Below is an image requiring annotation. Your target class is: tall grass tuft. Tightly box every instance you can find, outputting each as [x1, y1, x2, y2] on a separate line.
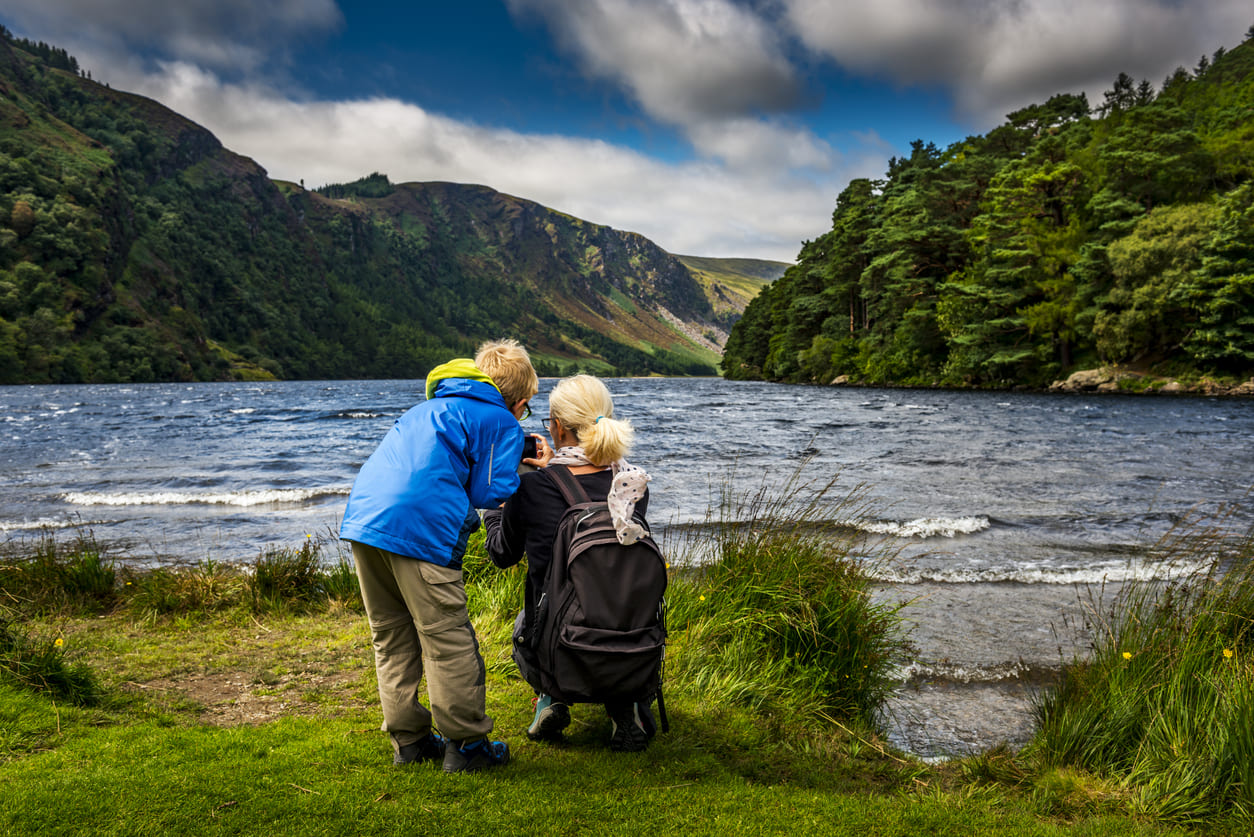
[1027, 517, 1254, 824]
[3, 530, 365, 619]
[461, 530, 527, 659]
[122, 559, 246, 618]
[664, 468, 909, 732]
[321, 555, 363, 612]
[0, 612, 102, 706]
[249, 538, 330, 613]
[0, 529, 115, 613]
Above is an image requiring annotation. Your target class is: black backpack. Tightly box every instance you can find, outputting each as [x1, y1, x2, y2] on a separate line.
[534, 465, 669, 729]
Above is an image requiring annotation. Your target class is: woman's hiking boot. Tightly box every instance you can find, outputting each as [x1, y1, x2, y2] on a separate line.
[527, 694, 571, 741]
[442, 737, 510, 773]
[607, 702, 650, 752]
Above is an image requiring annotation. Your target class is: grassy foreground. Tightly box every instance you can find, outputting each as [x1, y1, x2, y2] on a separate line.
[0, 478, 1238, 835]
[0, 616, 1182, 837]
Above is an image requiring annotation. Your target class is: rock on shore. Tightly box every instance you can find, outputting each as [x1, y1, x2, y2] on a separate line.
[1050, 367, 1254, 396]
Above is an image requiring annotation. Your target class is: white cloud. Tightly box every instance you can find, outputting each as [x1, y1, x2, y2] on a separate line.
[104, 58, 867, 261]
[686, 116, 834, 173]
[15, 0, 1241, 264]
[4, 0, 861, 259]
[782, 0, 1251, 125]
[507, 0, 801, 123]
[501, 0, 850, 212]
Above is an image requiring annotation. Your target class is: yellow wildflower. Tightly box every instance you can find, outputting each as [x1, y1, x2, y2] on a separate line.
[1122, 651, 1132, 660]
[54, 638, 64, 648]
[1224, 648, 1235, 659]
[699, 595, 706, 602]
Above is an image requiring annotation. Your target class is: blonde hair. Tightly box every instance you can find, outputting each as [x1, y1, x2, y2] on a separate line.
[475, 339, 539, 406]
[549, 374, 633, 466]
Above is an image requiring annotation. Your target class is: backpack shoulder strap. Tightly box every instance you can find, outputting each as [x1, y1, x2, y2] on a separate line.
[546, 463, 591, 508]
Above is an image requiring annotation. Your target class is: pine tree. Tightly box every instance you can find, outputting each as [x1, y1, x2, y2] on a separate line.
[1183, 184, 1254, 366]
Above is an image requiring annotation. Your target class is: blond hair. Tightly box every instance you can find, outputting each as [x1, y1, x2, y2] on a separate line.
[475, 339, 539, 406]
[549, 374, 633, 465]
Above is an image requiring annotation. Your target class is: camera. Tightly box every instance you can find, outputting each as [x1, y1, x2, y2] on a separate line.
[521, 435, 538, 460]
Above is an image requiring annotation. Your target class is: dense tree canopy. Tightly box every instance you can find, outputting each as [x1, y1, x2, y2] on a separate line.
[724, 35, 1254, 389]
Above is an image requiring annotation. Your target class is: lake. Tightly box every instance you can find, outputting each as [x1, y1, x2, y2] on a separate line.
[3, 378, 1252, 758]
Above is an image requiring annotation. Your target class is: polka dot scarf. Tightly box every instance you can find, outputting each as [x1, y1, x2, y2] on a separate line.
[548, 446, 651, 544]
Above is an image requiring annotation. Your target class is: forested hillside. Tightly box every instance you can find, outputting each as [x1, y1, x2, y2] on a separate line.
[723, 32, 1254, 390]
[0, 32, 728, 384]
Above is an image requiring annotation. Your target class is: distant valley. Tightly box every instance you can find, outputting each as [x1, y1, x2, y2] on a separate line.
[0, 33, 784, 384]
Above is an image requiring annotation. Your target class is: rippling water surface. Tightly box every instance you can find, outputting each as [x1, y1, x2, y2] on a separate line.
[3, 378, 1252, 757]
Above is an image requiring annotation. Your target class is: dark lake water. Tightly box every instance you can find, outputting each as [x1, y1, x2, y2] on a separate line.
[3, 378, 1252, 758]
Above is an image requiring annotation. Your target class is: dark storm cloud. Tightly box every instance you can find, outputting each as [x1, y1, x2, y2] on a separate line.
[781, 0, 1250, 126]
[0, 0, 342, 72]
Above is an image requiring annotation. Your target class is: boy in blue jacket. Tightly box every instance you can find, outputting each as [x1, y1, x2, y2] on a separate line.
[341, 339, 539, 772]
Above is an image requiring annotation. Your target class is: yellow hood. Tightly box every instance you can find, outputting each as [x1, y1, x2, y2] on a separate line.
[425, 358, 500, 401]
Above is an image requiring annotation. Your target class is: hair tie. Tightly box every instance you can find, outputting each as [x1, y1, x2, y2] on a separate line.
[594, 415, 604, 424]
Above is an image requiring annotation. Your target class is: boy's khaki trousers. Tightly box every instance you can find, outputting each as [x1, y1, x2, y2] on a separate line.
[351, 542, 494, 748]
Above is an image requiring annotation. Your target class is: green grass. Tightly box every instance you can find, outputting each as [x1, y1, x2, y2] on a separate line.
[0, 529, 117, 614]
[0, 616, 101, 707]
[663, 471, 906, 731]
[0, 683, 1183, 837]
[674, 254, 784, 314]
[1, 482, 1246, 834]
[1027, 515, 1254, 826]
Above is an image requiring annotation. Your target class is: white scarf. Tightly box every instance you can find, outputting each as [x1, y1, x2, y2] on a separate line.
[549, 446, 651, 545]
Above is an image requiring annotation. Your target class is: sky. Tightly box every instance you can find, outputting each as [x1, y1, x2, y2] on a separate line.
[0, 1, 1248, 262]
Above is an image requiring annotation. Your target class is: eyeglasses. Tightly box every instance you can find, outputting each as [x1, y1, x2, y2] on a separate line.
[519, 402, 532, 421]
[541, 417, 552, 432]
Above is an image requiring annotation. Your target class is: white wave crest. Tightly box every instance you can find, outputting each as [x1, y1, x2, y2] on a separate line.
[230, 408, 256, 414]
[893, 660, 1032, 684]
[855, 516, 991, 539]
[871, 559, 1209, 586]
[0, 517, 104, 533]
[63, 486, 350, 507]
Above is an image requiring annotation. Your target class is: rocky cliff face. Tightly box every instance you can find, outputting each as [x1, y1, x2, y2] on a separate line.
[371, 182, 712, 321]
[337, 180, 723, 356]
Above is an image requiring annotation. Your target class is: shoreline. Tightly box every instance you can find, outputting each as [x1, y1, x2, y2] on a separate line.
[821, 365, 1254, 397]
[6, 367, 1254, 396]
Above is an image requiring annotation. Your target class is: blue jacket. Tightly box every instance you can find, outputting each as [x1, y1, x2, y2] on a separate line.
[340, 364, 524, 567]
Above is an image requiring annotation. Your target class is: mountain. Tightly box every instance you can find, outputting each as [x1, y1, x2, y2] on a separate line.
[673, 254, 786, 328]
[723, 35, 1254, 390]
[0, 32, 751, 384]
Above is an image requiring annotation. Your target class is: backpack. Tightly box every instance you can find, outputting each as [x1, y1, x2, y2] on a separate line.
[533, 465, 669, 729]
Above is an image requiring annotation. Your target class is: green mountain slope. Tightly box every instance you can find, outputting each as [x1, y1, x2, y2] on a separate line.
[0, 33, 726, 383]
[674, 254, 786, 324]
[723, 35, 1254, 390]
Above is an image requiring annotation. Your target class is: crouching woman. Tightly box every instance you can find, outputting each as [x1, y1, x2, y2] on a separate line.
[482, 374, 658, 751]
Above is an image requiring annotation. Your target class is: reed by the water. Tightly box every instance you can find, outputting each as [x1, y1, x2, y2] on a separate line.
[1028, 513, 1254, 825]
[661, 469, 908, 731]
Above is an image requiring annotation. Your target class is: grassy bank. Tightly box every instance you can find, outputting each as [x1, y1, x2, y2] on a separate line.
[1028, 519, 1254, 825]
[1, 480, 1242, 834]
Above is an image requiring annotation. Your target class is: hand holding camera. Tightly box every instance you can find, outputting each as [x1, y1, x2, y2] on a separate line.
[519, 433, 551, 473]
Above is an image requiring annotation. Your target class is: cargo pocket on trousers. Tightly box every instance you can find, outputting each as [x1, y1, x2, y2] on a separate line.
[416, 560, 469, 634]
